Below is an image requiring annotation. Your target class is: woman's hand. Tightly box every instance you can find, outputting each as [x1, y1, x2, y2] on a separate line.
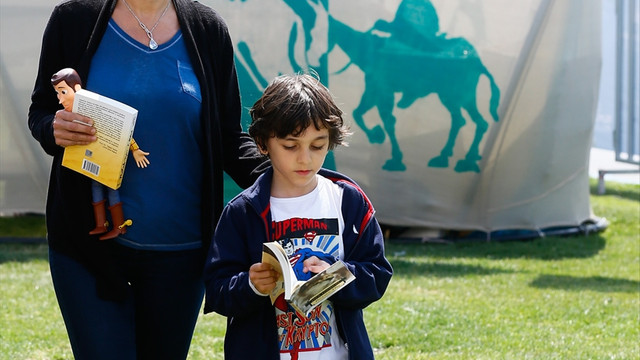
[52, 109, 96, 147]
[249, 262, 279, 295]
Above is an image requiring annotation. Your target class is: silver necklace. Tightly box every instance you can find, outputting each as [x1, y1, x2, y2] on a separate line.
[121, 0, 170, 50]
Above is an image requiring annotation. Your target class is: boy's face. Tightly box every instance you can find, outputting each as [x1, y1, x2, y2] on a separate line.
[264, 125, 329, 198]
[53, 80, 76, 111]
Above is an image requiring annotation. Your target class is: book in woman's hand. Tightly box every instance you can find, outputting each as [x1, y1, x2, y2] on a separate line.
[61, 89, 137, 190]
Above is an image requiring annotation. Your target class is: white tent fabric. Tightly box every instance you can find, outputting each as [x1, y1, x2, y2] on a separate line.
[334, 0, 599, 231]
[0, 1, 53, 215]
[209, 0, 601, 232]
[1, 0, 601, 235]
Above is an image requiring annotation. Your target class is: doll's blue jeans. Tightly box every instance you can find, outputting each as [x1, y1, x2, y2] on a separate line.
[48, 244, 204, 360]
[92, 180, 120, 205]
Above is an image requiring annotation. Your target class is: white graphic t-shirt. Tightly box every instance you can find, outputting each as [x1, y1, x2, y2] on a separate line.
[269, 175, 348, 360]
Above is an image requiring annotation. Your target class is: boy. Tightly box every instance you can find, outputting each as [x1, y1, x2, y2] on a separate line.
[203, 73, 393, 359]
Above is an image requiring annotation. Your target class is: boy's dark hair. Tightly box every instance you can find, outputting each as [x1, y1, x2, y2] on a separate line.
[51, 68, 82, 88]
[249, 73, 349, 151]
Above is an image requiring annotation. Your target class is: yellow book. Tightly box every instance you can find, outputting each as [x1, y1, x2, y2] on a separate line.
[61, 89, 138, 190]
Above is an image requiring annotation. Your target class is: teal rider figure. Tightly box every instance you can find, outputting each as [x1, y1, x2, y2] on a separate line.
[372, 0, 444, 53]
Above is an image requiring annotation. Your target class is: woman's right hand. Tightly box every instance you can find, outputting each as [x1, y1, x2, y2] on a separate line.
[52, 109, 97, 147]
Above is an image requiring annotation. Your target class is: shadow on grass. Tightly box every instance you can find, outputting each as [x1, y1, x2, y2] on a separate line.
[0, 243, 48, 264]
[389, 258, 515, 278]
[0, 213, 47, 238]
[530, 274, 640, 293]
[386, 234, 606, 261]
[590, 179, 640, 202]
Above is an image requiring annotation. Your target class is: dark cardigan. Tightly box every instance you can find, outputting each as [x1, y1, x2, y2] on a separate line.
[28, 0, 267, 299]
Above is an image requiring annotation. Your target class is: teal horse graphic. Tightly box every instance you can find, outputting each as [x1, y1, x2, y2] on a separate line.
[329, 1, 500, 172]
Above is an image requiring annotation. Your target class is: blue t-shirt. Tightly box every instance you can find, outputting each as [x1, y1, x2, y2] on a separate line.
[86, 20, 203, 250]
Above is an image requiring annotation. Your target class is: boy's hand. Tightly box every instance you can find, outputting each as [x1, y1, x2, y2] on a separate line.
[52, 110, 96, 147]
[249, 262, 278, 295]
[302, 256, 330, 274]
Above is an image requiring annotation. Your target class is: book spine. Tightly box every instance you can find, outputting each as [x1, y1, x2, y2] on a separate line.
[115, 114, 137, 189]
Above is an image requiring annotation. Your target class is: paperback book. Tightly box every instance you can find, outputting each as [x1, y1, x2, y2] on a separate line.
[262, 241, 356, 315]
[61, 89, 137, 189]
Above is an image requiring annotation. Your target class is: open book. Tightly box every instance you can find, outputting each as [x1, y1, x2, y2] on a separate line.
[61, 89, 138, 190]
[262, 241, 356, 315]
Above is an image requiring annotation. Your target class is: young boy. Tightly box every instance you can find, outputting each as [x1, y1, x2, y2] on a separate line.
[203, 73, 393, 360]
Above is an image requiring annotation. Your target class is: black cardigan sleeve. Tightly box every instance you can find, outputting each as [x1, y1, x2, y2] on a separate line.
[28, 0, 104, 156]
[185, 2, 269, 190]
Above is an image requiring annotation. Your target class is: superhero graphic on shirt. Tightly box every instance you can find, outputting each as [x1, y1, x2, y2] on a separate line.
[271, 217, 343, 359]
[281, 237, 335, 281]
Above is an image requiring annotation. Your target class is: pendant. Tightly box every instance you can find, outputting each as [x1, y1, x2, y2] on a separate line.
[149, 38, 158, 50]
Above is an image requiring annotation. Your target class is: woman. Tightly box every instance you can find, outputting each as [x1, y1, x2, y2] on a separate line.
[28, 0, 267, 358]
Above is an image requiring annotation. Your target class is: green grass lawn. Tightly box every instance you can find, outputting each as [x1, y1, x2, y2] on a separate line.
[1, 180, 638, 359]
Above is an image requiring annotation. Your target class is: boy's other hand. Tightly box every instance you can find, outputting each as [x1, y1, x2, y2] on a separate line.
[302, 256, 330, 274]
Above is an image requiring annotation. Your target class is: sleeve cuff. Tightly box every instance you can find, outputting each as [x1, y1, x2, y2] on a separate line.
[248, 278, 269, 297]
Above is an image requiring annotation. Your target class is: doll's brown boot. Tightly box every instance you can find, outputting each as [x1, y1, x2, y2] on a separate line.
[89, 200, 109, 235]
[99, 202, 132, 240]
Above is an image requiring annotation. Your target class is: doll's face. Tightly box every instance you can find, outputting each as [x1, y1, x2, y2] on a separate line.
[54, 80, 76, 111]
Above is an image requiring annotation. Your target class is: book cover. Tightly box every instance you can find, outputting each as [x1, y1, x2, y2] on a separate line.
[262, 241, 356, 315]
[61, 89, 138, 190]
